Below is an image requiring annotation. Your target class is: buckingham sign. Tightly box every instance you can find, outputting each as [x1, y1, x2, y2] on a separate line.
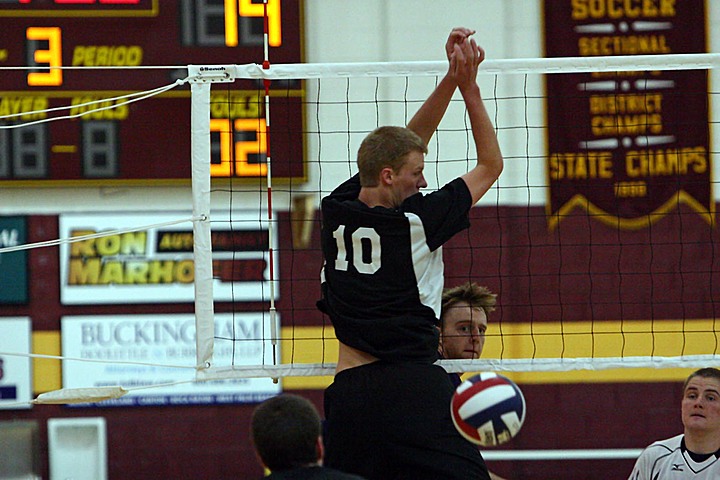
[543, 0, 712, 229]
[61, 313, 280, 406]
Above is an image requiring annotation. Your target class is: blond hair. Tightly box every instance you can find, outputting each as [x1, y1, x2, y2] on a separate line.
[357, 126, 427, 186]
[441, 282, 497, 323]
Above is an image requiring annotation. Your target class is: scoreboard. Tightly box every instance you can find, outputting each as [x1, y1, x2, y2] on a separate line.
[0, 0, 305, 186]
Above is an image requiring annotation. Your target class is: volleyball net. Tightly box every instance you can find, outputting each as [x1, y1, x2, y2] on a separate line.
[192, 53, 720, 381]
[1, 53, 719, 403]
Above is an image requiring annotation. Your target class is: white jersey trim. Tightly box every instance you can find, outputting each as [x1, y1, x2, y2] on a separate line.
[406, 212, 444, 319]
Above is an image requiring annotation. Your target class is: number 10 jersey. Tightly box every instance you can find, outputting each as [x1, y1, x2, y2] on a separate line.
[318, 174, 473, 363]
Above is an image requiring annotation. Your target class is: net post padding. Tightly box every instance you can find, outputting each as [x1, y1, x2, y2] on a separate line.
[190, 80, 216, 374]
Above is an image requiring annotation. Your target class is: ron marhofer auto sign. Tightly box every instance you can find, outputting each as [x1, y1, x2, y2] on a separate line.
[59, 211, 278, 305]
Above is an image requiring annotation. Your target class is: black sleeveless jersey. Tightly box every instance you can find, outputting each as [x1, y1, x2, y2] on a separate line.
[317, 174, 472, 363]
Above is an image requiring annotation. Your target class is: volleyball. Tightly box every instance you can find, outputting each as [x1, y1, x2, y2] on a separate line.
[450, 372, 526, 446]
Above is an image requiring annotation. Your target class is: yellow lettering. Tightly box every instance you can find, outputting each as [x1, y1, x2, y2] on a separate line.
[627, 0, 642, 17]
[591, 114, 662, 136]
[158, 233, 195, 251]
[148, 261, 176, 283]
[0, 96, 49, 120]
[234, 118, 268, 177]
[26, 27, 63, 87]
[210, 92, 262, 119]
[550, 152, 614, 180]
[119, 232, 147, 255]
[68, 258, 100, 284]
[625, 147, 707, 177]
[210, 118, 268, 177]
[174, 260, 195, 283]
[211, 118, 233, 177]
[68, 259, 196, 285]
[572, 0, 676, 20]
[69, 231, 146, 257]
[607, 0, 625, 19]
[70, 96, 130, 120]
[70, 230, 98, 257]
[614, 181, 648, 197]
[99, 260, 124, 284]
[72, 45, 143, 66]
[125, 261, 149, 284]
[579, 35, 670, 56]
[589, 94, 663, 115]
[94, 236, 120, 256]
[226, 0, 282, 47]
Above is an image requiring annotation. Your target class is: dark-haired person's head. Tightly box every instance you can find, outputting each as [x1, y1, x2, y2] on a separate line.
[251, 394, 322, 471]
[683, 367, 720, 391]
[681, 367, 720, 440]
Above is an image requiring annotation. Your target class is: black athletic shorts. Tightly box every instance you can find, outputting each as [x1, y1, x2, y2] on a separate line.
[323, 361, 490, 480]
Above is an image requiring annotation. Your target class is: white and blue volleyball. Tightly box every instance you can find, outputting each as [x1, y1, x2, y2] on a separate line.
[450, 372, 526, 446]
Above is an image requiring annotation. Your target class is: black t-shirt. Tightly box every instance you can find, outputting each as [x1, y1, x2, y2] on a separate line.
[265, 465, 366, 479]
[318, 174, 472, 362]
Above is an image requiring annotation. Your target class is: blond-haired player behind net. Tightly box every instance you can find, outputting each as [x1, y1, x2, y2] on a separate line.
[439, 282, 509, 480]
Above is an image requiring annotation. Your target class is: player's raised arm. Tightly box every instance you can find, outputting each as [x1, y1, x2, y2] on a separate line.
[406, 27, 475, 145]
[452, 37, 503, 205]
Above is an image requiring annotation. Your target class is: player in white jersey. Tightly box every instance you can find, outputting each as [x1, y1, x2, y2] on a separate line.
[318, 27, 503, 480]
[628, 367, 720, 479]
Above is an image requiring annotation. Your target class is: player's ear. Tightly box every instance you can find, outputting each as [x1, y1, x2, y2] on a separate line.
[379, 167, 394, 186]
[316, 436, 325, 464]
[254, 450, 269, 472]
[437, 326, 445, 355]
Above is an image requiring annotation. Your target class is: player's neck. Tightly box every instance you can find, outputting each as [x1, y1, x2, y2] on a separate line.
[685, 430, 720, 455]
[358, 186, 394, 208]
[336, 342, 379, 373]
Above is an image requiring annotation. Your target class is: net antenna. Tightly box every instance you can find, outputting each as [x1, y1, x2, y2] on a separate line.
[190, 52, 720, 382]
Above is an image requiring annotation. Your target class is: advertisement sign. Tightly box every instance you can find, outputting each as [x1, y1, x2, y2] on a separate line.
[544, 0, 711, 229]
[0, 216, 28, 304]
[61, 313, 281, 406]
[59, 211, 278, 304]
[0, 317, 32, 409]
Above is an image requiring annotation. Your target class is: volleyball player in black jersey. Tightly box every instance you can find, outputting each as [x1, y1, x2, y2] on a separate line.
[317, 27, 503, 480]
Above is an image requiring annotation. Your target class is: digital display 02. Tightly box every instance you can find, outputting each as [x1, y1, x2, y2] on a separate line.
[0, 0, 304, 185]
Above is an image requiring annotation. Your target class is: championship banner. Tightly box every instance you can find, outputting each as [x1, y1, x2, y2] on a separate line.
[544, 0, 712, 229]
[0, 317, 32, 410]
[59, 211, 278, 304]
[61, 313, 281, 406]
[0, 216, 28, 304]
